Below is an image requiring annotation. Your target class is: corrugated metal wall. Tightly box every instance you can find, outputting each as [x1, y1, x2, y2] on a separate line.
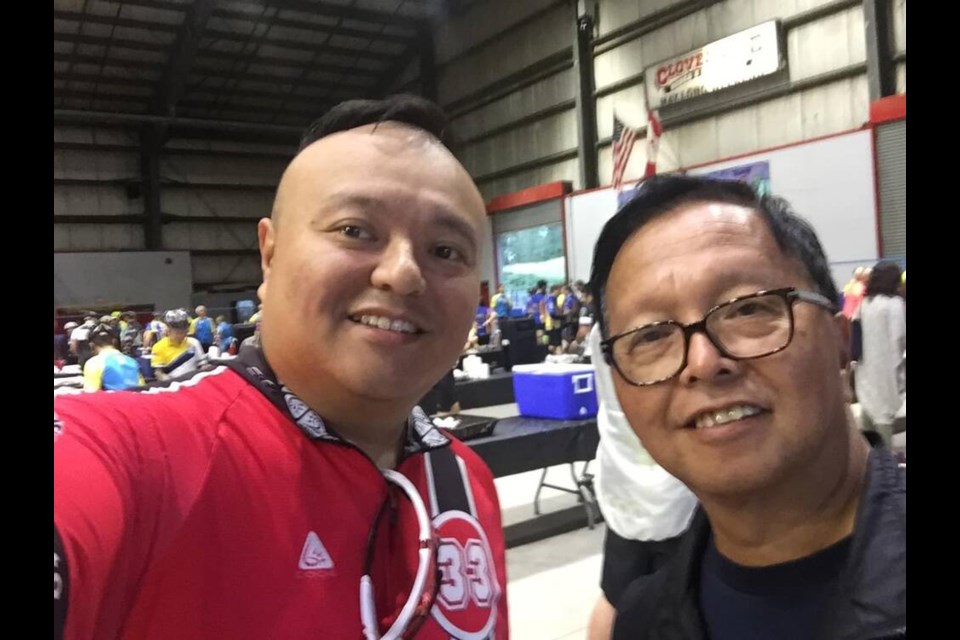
[55, 0, 907, 295]
[54, 124, 291, 300]
[876, 119, 906, 259]
[411, 0, 905, 204]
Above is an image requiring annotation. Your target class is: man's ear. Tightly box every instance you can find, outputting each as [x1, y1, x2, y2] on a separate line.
[257, 218, 275, 303]
[833, 312, 851, 368]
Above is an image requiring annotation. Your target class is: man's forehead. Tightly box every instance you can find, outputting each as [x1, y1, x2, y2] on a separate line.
[621, 201, 772, 261]
[609, 201, 808, 293]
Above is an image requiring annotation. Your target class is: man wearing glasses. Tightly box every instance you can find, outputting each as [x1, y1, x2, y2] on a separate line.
[589, 174, 905, 639]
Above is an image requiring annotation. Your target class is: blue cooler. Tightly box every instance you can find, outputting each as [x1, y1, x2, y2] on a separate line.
[511, 363, 598, 420]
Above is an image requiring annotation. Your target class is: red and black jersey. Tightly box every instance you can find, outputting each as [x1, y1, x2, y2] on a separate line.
[54, 348, 508, 640]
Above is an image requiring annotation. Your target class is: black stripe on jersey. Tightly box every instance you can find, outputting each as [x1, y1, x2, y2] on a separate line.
[55, 525, 69, 640]
[428, 446, 472, 515]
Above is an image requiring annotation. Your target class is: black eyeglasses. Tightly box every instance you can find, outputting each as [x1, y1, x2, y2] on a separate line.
[600, 288, 836, 387]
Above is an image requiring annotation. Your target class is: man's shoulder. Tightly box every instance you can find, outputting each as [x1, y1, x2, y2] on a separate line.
[56, 366, 250, 434]
[446, 438, 495, 482]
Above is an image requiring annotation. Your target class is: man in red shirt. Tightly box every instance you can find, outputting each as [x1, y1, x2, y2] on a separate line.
[54, 96, 509, 640]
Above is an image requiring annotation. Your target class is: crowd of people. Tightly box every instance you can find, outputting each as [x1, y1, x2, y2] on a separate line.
[54, 306, 245, 392]
[466, 280, 597, 356]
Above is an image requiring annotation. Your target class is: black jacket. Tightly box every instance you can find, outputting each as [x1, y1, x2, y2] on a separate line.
[613, 448, 906, 639]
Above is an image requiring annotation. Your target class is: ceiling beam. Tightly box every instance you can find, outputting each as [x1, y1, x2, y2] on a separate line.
[55, 89, 151, 104]
[55, 70, 156, 88]
[54, 52, 163, 73]
[53, 109, 304, 141]
[96, 0, 188, 12]
[54, 32, 170, 53]
[54, 141, 293, 160]
[203, 26, 396, 63]
[54, 177, 276, 192]
[195, 47, 382, 78]
[153, 0, 217, 116]
[53, 9, 180, 33]
[188, 64, 368, 93]
[212, 6, 415, 44]
[245, 0, 421, 29]
[373, 26, 429, 97]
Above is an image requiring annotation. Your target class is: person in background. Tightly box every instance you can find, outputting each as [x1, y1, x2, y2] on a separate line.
[473, 295, 496, 347]
[189, 305, 216, 352]
[150, 308, 205, 380]
[841, 266, 869, 319]
[69, 315, 97, 369]
[560, 283, 581, 349]
[853, 261, 906, 448]
[545, 284, 564, 353]
[527, 280, 547, 329]
[56, 323, 74, 366]
[491, 283, 512, 319]
[586, 321, 697, 639]
[215, 315, 236, 355]
[119, 311, 142, 357]
[82, 323, 144, 392]
[142, 312, 166, 350]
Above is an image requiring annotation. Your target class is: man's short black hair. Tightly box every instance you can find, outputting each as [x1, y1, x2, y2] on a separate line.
[298, 94, 454, 153]
[588, 174, 840, 338]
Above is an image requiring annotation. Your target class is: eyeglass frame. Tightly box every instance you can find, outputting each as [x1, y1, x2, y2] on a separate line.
[599, 287, 837, 387]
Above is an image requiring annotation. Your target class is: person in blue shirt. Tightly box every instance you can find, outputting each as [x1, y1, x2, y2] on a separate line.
[473, 296, 496, 346]
[526, 280, 547, 328]
[216, 315, 236, 354]
[82, 323, 144, 391]
[490, 283, 512, 319]
[190, 305, 216, 352]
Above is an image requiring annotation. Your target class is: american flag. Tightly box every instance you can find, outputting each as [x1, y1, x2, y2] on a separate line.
[612, 114, 638, 190]
[644, 109, 663, 178]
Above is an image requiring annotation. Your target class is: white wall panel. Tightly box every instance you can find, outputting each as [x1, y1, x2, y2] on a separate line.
[439, 3, 572, 105]
[159, 190, 274, 218]
[55, 251, 192, 310]
[54, 150, 138, 180]
[594, 37, 645, 90]
[893, 0, 906, 52]
[160, 156, 284, 185]
[716, 107, 760, 159]
[799, 75, 868, 139]
[100, 224, 144, 251]
[787, 6, 865, 82]
[596, 87, 647, 139]
[453, 70, 574, 140]
[434, 0, 560, 64]
[463, 110, 577, 178]
[569, 129, 879, 287]
[478, 157, 579, 203]
[596, 0, 682, 37]
[54, 185, 134, 217]
[755, 91, 805, 149]
[710, 0, 759, 36]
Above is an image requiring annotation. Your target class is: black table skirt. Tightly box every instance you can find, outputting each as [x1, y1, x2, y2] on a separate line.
[465, 416, 599, 477]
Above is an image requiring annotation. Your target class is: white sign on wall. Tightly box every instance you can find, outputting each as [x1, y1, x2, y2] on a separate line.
[645, 20, 783, 109]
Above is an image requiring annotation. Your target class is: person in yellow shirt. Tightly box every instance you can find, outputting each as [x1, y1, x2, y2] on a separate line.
[151, 309, 205, 380]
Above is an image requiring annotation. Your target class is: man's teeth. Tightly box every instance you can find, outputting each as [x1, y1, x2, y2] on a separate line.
[356, 315, 418, 334]
[694, 405, 762, 429]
